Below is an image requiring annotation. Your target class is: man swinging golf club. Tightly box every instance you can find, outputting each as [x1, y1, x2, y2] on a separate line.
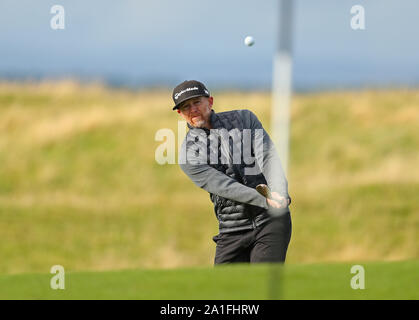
[173, 80, 292, 264]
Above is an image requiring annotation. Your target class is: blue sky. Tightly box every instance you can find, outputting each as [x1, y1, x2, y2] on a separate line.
[0, 0, 418, 90]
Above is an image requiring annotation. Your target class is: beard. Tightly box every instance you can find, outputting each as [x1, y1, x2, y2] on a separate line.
[190, 114, 207, 128]
[192, 118, 206, 128]
[188, 106, 212, 128]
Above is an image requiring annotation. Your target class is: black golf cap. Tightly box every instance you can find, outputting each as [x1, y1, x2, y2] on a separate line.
[172, 80, 210, 110]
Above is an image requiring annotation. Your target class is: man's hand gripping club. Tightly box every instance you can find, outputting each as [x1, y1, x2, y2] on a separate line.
[256, 184, 290, 209]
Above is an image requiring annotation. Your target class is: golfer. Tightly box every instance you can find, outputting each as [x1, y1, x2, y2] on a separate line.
[173, 80, 292, 264]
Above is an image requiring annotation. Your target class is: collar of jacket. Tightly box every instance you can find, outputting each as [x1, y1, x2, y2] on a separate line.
[186, 110, 221, 131]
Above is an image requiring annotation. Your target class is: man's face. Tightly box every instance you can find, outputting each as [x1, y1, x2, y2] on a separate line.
[177, 96, 213, 129]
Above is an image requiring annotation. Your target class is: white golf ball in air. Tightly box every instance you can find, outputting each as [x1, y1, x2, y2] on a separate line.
[244, 36, 255, 47]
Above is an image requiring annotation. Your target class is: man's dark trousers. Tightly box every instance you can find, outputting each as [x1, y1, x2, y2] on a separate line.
[212, 212, 292, 264]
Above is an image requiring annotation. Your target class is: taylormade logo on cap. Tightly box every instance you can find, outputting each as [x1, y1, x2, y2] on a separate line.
[174, 87, 199, 100]
[172, 80, 210, 110]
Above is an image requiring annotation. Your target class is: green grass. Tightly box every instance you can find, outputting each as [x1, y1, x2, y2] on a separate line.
[0, 261, 417, 300]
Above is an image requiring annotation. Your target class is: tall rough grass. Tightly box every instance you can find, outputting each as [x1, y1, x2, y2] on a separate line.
[0, 81, 418, 274]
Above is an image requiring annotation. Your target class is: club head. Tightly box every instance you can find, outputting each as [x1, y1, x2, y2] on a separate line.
[256, 184, 272, 199]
